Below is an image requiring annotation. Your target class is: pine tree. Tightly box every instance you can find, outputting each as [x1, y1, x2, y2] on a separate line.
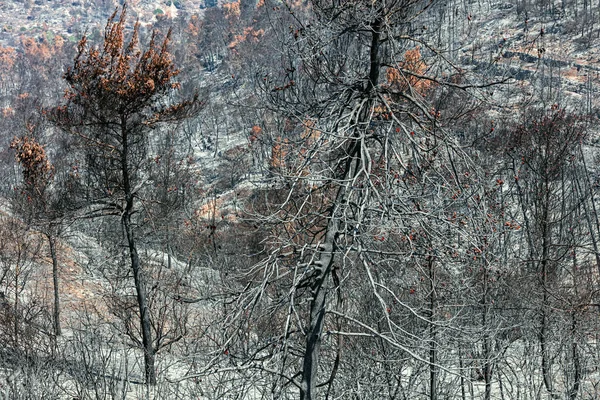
[48, 5, 201, 385]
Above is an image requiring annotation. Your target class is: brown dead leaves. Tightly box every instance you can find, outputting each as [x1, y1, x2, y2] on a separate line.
[64, 5, 180, 111]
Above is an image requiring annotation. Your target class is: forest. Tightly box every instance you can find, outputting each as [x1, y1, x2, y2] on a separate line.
[1, 0, 600, 398]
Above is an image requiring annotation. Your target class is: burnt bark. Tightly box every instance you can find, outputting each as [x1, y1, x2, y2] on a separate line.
[48, 234, 61, 337]
[299, 14, 383, 400]
[300, 144, 359, 400]
[122, 122, 155, 385]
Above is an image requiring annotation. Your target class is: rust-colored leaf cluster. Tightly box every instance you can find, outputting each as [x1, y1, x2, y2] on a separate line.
[20, 36, 52, 62]
[62, 5, 182, 118]
[270, 136, 289, 170]
[300, 119, 320, 143]
[249, 125, 262, 143]
[223, 0, 241, 19]
[186, 14, 201, 38]
[10, 134, 54, 192]
[229, 27, 265, 50]
[386, 47, 433, 95]
[0, 46, 16, 70]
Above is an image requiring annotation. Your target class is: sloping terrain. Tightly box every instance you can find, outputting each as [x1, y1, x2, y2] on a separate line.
[1, 0, 600, 399]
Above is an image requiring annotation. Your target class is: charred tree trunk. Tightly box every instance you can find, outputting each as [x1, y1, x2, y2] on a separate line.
[300, 234, 337, 400]
[300, 144, 359, 399]
[123, 210, 155, 385]
[299, 16, 382, 400]
[428, 256, 437, 400]
[482, 263, 492, 400]
[569, 312, 581, 400]
[48, 234, 61, 337]
[539, 179, 557, 399]
[122, 123, 156, 386]
[568, 248, 581, 400]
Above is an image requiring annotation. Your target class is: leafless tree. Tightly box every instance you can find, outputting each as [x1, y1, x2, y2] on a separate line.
[211, 1, 503, 398]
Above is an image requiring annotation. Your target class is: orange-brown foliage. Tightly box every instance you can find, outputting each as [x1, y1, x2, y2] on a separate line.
[0, 46, 16, 70]
[20, 36, 52, 61]
[270, 136, 289, 170]
[53, 35, 65, 50]
[187, 14, 201, 38]
[386, 47, 433, 95]
[10, 134, 54, 189]
[2, 107, 14, 117]
[300, 119, 320, 143]
[229, 27, 265, 49]
[223, 0, 241, 19]
[59, 5, 188, 125]
[249, 125, 262, 142]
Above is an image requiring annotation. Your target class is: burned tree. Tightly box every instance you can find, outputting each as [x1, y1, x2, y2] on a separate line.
[49, 5, 200, 385]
